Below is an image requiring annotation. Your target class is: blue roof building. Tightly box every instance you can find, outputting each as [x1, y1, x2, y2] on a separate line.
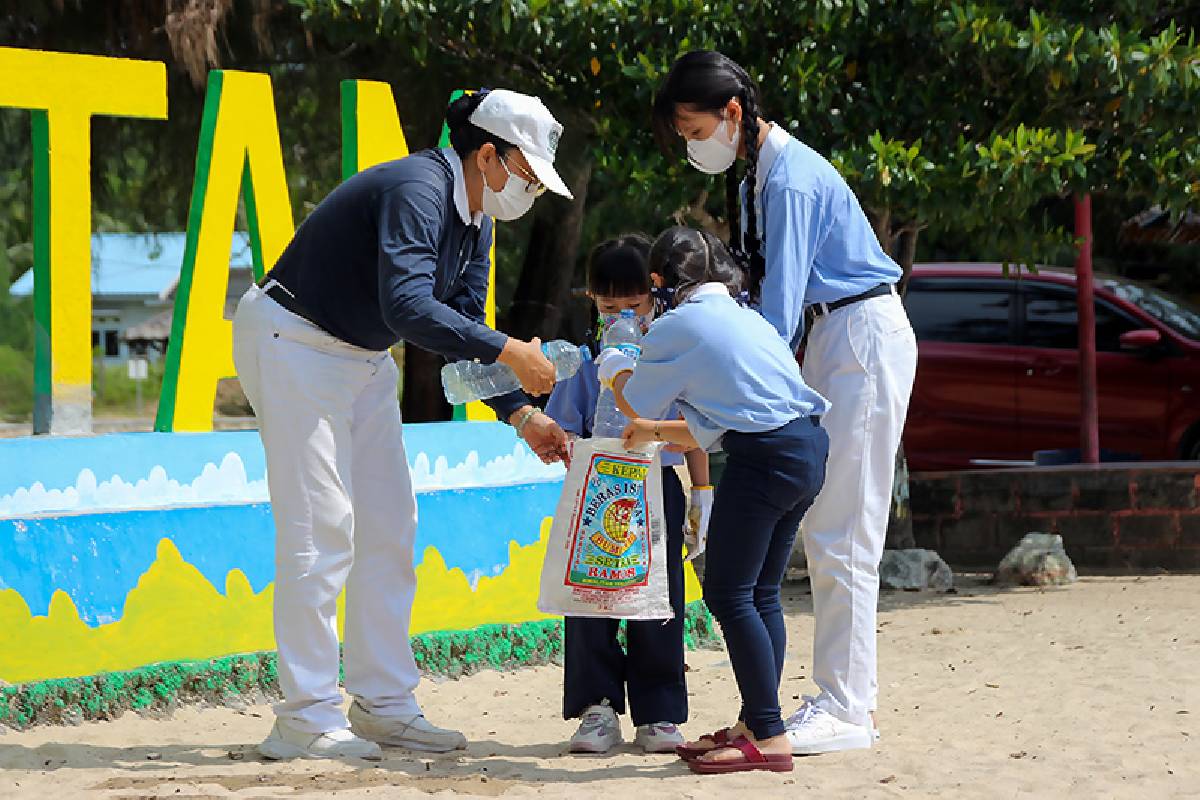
[8, 232, 255, 362]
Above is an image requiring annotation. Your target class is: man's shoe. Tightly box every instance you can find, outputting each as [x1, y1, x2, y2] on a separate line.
[348, 701, 467, 753]
[785, 703, 874, 755]
[568, 701, 622, 753]
[258, 719, 382, 761]
[634, 722, 686, 753]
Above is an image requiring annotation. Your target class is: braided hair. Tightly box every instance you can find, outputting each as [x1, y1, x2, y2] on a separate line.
[652, 51, 766, 301]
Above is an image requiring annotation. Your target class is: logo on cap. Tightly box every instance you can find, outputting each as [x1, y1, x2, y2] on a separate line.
[547, 128, 560, 155]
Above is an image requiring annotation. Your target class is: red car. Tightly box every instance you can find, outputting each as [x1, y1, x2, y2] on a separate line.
[902, 263, 1200, 471]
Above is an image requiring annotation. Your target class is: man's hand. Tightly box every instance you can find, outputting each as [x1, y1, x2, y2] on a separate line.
[498, 337, 555, 396]
[512, 407, 571, 465]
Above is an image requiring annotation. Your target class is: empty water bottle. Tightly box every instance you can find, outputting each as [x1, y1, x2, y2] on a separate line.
[592, 310, 643, 439]
[441, 340, 583, 404]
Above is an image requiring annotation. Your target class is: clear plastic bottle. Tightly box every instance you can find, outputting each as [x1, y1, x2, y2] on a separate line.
[592, 310, 643, 439]
[441, 340, 583, 404]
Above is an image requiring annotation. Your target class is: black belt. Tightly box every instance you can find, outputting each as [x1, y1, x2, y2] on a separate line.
[258, 274, 321, 327]
[809, 283, 896, 318]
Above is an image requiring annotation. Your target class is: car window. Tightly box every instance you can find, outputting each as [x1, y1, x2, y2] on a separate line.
[905, 281, 1012, 344]
[1102, 279, 1200, 341]
[1021, 285, 1139, 352]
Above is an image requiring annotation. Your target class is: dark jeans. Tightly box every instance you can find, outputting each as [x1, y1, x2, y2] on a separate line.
[702, 417, 829, 740]
[563, 467, 688, 726]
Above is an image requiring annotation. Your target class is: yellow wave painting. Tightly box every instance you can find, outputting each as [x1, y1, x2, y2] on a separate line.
[0, 518, 702, 684]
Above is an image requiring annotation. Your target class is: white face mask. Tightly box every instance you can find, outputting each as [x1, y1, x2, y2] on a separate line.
[482, 157, 538, 221]
[686, 116, 740, 175]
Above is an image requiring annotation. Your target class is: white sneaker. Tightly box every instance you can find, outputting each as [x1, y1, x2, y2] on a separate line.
[258, 719, 382, 761]
[348, 701, 467, 753]
[568, 701, 622, 753]
[786, 701, 874, 755]
[634, 722, 686, 753]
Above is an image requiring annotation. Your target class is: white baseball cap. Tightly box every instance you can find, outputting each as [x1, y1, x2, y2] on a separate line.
[469, 89, 573, 200]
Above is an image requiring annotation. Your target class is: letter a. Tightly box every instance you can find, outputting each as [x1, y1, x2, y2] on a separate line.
[156, 70, 293, 432]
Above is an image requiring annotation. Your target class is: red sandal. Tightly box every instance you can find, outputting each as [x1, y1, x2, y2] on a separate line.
[675, 727, 732, 761]
[688, 735, 793, 775]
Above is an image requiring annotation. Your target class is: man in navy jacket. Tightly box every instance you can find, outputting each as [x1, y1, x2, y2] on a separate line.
[233, 89, 573, 760]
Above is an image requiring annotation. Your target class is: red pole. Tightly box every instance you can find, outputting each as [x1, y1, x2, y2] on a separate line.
[1075, 193, 1100, 464]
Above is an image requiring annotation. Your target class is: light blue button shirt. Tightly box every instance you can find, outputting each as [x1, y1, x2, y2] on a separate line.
[745, 125, 902, 351]
[545, 345, 684, 466]
[622, 284, 829, 452]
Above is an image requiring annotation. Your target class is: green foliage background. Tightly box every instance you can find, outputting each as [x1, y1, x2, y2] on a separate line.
[0, 1, 1197, 422]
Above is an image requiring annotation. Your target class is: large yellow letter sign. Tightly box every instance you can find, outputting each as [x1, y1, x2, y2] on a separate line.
[156, 70, 294, 432]
[340, 79, 409, 178]
[0, 47, 166, 435]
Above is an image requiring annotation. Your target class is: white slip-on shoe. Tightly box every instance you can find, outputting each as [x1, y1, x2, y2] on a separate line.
[257, 719, 382, 761]
[348, 700, 467, 752]
[634, 722, 686, 753]
[786, 702, 874, 755]
[568, 701, 622, 753]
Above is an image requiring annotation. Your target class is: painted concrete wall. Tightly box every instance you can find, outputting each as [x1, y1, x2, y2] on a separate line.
[0, 423, 702, 684]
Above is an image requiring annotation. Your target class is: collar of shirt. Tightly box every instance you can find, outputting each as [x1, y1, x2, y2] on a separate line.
[686, 282, 734, 302]
[755, 122, 791, 197]
[441, 147, 484, 227]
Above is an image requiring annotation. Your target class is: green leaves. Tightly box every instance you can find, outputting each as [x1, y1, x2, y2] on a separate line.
[292, 0, 1194, 267]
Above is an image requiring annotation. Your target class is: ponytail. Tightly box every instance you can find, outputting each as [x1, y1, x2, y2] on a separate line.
[649, 226, 745, 301]
[445, 90, 517, 159]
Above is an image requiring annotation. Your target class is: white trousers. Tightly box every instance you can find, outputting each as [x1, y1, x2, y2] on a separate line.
[801, 292, 917, 728]
[232, 285, 422, 733]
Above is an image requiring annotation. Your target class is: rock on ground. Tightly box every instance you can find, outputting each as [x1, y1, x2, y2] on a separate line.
[880, 548, 954, 591]
[995, 532, 1078, 586]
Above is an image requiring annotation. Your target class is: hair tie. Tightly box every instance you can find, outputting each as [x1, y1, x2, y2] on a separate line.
[652, 285, 677, 311]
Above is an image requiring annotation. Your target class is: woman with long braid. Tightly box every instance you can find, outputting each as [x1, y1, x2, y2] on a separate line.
[651, 51, 918, 758]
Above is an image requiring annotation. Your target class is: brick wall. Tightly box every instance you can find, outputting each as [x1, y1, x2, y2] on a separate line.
[910, 464, 1200, 570]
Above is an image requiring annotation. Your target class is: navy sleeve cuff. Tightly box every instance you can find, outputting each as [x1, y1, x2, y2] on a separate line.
[485, 389, 529, 423]
[466, 325, 509, 363]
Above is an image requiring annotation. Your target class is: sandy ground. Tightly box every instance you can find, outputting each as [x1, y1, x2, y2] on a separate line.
[2, 575, 1197, 799]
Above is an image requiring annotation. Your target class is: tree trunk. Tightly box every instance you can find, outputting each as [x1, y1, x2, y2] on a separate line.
[507, 134, 593, 342]
[896, 224, 919, 295]
[401, 344, 451, 423]
[869, 206, 892, 256]
[884, 223, 918, 549]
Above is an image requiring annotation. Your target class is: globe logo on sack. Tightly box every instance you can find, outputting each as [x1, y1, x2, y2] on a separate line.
[598, 497, 638, 555]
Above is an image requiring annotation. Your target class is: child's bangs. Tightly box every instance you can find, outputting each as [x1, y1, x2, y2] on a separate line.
[587, 240, 652, 298]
